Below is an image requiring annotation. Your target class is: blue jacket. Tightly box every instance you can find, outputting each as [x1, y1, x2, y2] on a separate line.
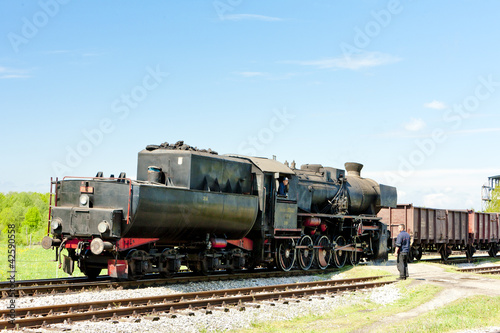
[278, 182, 287, 196]
[396, 230, 411, 253]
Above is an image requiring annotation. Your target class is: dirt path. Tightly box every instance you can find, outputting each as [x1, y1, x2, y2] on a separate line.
[359, 261, 500, 332]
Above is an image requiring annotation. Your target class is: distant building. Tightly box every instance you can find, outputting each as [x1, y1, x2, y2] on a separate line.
[482, 175, 500, 210]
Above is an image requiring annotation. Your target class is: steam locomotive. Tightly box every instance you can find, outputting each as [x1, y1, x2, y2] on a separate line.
[43, 142, 397, 279]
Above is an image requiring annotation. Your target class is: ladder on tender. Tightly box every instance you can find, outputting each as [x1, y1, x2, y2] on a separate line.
[47, 177, 59, 235]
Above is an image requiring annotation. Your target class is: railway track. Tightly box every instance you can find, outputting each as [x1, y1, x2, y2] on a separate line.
[418, 254, 492, 265]
[0, 268, 343, 299]
[457, 265, 500, 275]
[0, 275, 393, 329]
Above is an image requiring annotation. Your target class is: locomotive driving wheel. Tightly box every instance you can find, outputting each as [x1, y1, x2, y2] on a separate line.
[298, 235, 314, 271]
[276, 239, 296, 271]
[349, 236, 361, 266]
[333, 236, 347, 268]
[126, 249, 150, 280]
[315, 235, 332, 270]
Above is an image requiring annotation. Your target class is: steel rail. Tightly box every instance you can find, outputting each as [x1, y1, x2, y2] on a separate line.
[457, 265, 500, 274]
[0, 276, 394, 329]
[0, 267, 350, 299]
[0, 275, 111, 289]
[419, 255, 492, 265]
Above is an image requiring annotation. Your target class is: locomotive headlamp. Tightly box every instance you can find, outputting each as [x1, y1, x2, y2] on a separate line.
[51, 218, 62, 230]
[79, 194, 89, 207]
[98, 221, 110, 233]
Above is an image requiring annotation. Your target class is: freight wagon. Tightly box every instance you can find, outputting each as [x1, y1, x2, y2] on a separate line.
[378, 204, 500, 261]
[468, 211, 499, 257]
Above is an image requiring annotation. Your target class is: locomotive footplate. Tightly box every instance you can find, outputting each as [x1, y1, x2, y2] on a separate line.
[297, 212, 382, 221]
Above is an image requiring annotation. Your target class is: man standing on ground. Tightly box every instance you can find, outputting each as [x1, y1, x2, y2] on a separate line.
[395, 224, 411, 280]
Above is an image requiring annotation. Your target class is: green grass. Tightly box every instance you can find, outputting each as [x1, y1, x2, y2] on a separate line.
[385, 295, 500, 333]
[234, 273, 441, 333]
[0, 245, 84, 281]
[324, 264, 393, 281]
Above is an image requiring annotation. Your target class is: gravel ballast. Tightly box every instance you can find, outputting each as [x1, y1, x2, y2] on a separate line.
[41, 280, 400, 333]
[11, 270, 401, 332]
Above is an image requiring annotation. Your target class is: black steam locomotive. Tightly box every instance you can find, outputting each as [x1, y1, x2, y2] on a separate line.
[43, 142, 397, 279]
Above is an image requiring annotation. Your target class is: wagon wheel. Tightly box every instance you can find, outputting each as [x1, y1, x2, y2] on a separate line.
[407, 248, 414, 263]
[408, 247, 416, 263]
[200, 256, 213, 275]
[312, 235, 330, 270]
[298, 235, 314, 271]
[488, 244, 498, 258]
[245, 256, 258, 271]
[439, 245, 450, 261]
[414, 246, 423, 261]
[276, 239, 296, 271]
[80, 266, 102, 280]
[126, 249, 150, 280]
[159, 248, 181, 278]
[349, 236, 361, 266]
[333, 236, 347, 268]
[78, 250, 102, 280]
[466, 244, 476, 262]
[78, 261, 102, 280]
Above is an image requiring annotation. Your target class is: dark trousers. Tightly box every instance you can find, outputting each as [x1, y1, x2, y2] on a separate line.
[397, 252, 409, 278]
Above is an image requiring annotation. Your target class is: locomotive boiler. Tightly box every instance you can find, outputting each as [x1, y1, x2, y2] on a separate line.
[43, 142, 397, 279]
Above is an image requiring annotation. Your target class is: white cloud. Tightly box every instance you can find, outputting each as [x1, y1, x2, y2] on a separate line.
[233, 71, 298, 81]
[424, 100, 447, 110]
[422, 192, 452, 208]
[365, 167, 499, 210]
[288, 52, 401, 70]
[0, 74, 30, 79]
[234, 71, 267, 78]
[43, 49, 73, 55]
[0, 66, 30, 79]
[404, 118, 426, 132]
[224, 14, 283, 22]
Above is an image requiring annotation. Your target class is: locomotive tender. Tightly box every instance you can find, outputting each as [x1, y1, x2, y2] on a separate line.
[43, 142, 397, 279]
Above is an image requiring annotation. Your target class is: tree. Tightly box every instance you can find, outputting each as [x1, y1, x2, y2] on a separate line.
[0, 192, 52, 245]
[25, 207, 42, 233]
[0, 207, 16, 235]
[486, 186, 500, 212]
[0, 193, 5, 211]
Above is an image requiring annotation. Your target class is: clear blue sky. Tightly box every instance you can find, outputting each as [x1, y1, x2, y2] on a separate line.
[1, 0, 499, 210]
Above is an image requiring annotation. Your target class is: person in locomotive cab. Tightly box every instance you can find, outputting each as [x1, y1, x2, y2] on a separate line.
[395, 224, 411, 280]
[278, 177, 289, 197]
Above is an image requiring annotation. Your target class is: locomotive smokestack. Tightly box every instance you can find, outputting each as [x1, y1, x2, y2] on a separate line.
[345, 162, 363, 177]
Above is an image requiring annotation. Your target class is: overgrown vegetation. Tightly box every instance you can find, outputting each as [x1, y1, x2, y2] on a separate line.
[0, 192, 50, 246]
[486, 186, 500, 212]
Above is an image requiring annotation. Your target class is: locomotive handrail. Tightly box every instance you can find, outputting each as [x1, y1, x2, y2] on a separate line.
[297, 212, 382, 220]
[47, 177, 58, 236]
[60, 176, 133, 225]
